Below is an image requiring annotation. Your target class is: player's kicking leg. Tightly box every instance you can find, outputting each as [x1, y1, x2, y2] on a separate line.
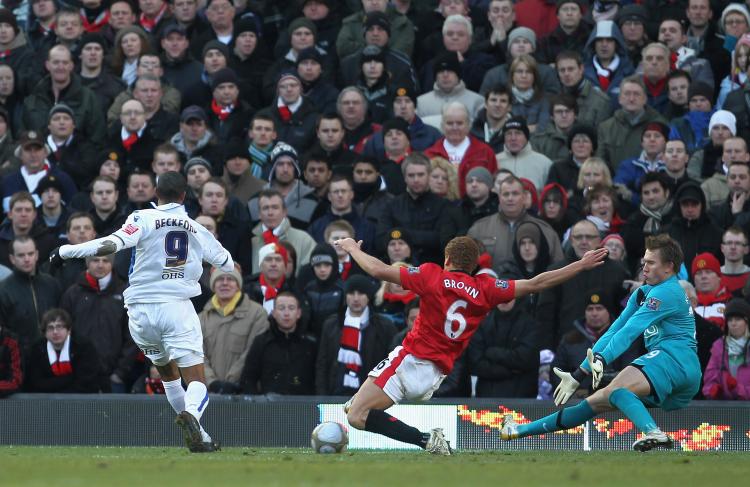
[345, 378, 451, 455]
[501, 366, 673, 452]
[156, 361, 219, 453]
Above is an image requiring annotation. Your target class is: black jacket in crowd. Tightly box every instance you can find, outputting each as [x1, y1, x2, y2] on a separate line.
[0, 269, 62, 350]
[467, 298, 541, 398]
[315, 309, 396, 396]
[239, 316, 318, 395]
[23, 334, 101, 393]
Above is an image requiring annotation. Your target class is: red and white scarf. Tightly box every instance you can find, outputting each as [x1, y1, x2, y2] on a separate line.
[211, 99, 234, 122]
[259, 273, 285, 314]
[262, 225, 281, 245]
[81, 8, 111, 33]
[337, 307, 369, 389]
[139, 3, 168, 32]
[48, 336, 73, 376]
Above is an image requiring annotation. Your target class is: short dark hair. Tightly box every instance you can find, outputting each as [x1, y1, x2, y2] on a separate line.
[274, 291, 300, 308]
[724, 225, 748, 242]
[315, 112, 344, 131]
[156, 171, 188, 202]
[549, 94, 577, 115]
[329, 173, 353, 188]
[153, 143, 180, 162]
[251, 113, 276, 131]
[10, 235, 35, 256]
[40, 308, 73, 333]
[667, 69, 691, 84]
[556, 50, 583, 66]
[127, 170, 155, 187]
[640, 172, 670, 193]
[660, 17, 687, 35]
[484, 85, 510, 101]
[645, 234, 683, 273]
[66, 212, 95, 232]
[90, 175, 117, 191]
[353, 155, 380, 171]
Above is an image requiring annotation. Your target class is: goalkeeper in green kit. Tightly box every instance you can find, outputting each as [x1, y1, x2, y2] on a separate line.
[501, 235, 701, 451]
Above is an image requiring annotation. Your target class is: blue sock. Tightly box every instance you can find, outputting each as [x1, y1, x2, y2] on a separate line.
[517, 400, 596, 438]
[608, 388, 658, 433]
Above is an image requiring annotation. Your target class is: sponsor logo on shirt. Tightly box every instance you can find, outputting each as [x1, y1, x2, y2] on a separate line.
[408, 267, 419, 274]
[646, 297, 661, 310]
[122, 224, 139, 235]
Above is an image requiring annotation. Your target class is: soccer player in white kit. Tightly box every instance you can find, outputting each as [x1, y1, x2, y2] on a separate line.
[50, 171, 234, 452]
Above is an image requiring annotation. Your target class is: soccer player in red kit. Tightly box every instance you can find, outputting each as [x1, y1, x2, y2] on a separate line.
[334, 235, 608, 454]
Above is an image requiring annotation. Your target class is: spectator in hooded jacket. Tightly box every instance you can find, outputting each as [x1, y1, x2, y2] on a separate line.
[200, 265, 268, 395]
[239, 291, 317, 395]
[582, 20, 635, 104]
[666, 181, 722, 276]
[703, 298, 750, 400]
[539, 182, 578, 241]
[301, 243, 344, 339]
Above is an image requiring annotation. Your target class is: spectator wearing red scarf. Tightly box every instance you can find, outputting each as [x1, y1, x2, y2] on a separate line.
[23, 308, 102, 393]
[693, 252, 732, 329]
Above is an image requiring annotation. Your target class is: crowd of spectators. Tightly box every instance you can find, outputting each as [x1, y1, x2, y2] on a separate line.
[0, 0, 749, 402]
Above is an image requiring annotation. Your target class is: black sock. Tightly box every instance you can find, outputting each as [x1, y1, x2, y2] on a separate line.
[364, 409, 428, 449]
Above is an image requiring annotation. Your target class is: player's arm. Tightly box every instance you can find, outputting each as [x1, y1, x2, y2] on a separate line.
[198, 226, 235, 272]
[54, 215, 144, 263]
[334, 238, 401, 285]
[513, 248, 608, 297]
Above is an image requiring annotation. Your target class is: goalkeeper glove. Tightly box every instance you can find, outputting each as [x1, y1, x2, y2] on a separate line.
[587, 348, 606, 390]
[552, 367, 586, 406]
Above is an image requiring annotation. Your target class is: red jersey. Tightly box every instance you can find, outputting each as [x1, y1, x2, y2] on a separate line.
[399, 263, 516, 374]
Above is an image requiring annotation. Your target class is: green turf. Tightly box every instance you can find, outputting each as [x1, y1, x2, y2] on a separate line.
[0, 446, 745, 487]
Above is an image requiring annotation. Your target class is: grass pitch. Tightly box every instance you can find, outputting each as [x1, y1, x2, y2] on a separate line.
[0, 446, 744, 487]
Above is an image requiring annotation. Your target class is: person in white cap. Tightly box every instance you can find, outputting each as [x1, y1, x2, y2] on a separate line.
[50, 171, 234, 453]
[687, 109, 737, 180]
[581, 20, 635, 103]
[246, 242, 292, 314]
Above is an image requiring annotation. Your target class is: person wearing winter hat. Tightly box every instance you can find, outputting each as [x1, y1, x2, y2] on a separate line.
[207, 67, 251, 146]
[581, 21, 636, 102]
[669, 81, 715, 154]
[302, 242, 345, 337]
[497, 116, 553, 191]
[335, 0, 415, 59]
[384, 227, 413, 265]
[416, 51, 484, 121]
[547, 122, 597, 193]
[247, 241, 291, 314]
[461, 166, 499, 227]
[601, 233, 626, 263]
[79, 31, 128, 117]
[221, 139, 265, 204]
[259, 68, 319, 153]
[702, 296, 750, 399]
[692, 252, 731, 329]
[538, 182, 576, 240]
[615, 4, 648, 66]
[686, 109, 736, 180]
[536, 0, 591, 65]
[315, 271, 396, 395]
[381, 117, 412, 168]
[200, 264, 268, 394]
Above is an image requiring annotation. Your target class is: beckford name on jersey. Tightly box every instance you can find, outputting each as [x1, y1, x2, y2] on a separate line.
[154, 217, 199, 233]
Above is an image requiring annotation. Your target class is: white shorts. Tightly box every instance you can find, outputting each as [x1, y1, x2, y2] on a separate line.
[127, 300, 204, 367]
[369, 346, 446, 404]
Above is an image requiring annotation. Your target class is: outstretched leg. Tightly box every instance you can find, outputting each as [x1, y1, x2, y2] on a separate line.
[502, 366, 654, 440]
[346, 378, 431, 449]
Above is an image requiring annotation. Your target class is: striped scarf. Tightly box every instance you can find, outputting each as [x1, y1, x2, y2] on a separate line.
[337, 307, 369, 389]
[249, 143, 272, 179]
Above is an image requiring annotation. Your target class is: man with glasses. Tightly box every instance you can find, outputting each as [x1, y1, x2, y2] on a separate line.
[531, 94, 578, 162]
[719, 227, 750, 295]
[537, 219, 629, 349]
[108, 99, 161, 174]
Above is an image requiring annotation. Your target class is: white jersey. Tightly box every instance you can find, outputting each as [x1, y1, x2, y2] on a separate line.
[61, 203, 234, 305]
